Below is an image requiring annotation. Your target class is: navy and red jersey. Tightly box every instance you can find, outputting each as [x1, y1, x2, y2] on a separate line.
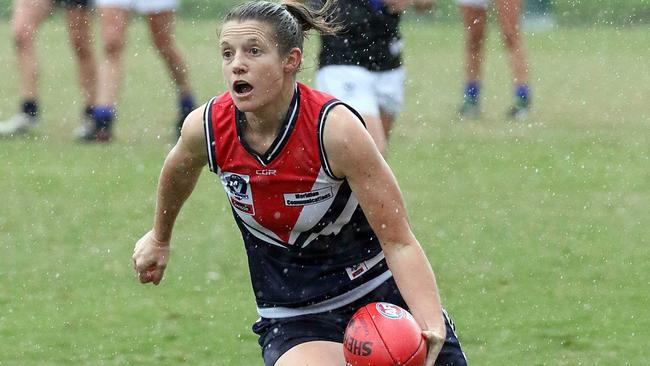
[203, 83, 391, 318]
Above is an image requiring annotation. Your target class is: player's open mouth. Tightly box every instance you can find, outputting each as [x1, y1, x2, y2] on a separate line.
[233, 80, 253, 96]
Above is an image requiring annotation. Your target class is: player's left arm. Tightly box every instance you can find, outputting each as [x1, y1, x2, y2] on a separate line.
[323, 106, 446, 364]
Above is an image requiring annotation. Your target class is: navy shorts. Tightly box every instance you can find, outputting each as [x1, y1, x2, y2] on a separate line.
[252, 277, 468, 366]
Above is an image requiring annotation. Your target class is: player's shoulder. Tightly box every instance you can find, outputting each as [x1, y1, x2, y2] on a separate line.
[298, 82, 337, 105]
[321, 103, 366, 152]
[327, 103, 361, 124]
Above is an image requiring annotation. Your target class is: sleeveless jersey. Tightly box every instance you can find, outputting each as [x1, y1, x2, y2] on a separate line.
[203, 83, 392, 318]
[318, 0, 402, 71]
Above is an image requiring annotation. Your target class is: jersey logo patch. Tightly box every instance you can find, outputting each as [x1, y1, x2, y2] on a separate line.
[222, 172, 255, 215]
[345, 262, 369, 280]
[283, 187, 333, 206]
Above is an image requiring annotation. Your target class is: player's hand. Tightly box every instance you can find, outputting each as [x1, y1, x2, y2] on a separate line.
[132, 230, 170, 285]
[422, 330, 445, 366]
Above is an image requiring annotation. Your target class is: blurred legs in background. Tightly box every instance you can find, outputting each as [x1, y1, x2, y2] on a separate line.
[83, 0, 195, 142]
[0, 0, 97, 137]
[458, 0, 531, 121]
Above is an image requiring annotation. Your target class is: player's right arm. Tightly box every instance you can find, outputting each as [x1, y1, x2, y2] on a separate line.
[132, 106, 208, 285]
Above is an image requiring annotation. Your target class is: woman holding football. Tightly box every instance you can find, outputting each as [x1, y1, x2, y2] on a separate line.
[131, 1, 467, 365]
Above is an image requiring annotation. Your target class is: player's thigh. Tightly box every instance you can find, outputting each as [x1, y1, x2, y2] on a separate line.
[146, 10, 176, 45]
[495, 0, 523, 35]
[65, 6, 93, 43]
[275, 340, 346, 366]
[375, 67, 405, 119]
[11, 0, 51, 35]
[316, 65, 379, 117]
[96, 6, 130, 48]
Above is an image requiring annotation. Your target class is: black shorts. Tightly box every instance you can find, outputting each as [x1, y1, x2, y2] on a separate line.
[54, 0, 91, 9]
[252, 277, 468, 366]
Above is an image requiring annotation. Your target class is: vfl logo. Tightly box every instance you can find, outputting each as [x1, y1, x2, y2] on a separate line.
[221, 172, 255, 215]
[375, 303, 404, 319]
[225, 174, 249, 198]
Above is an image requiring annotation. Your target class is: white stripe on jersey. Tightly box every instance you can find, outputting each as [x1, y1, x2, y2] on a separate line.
[299, 192, 359, 248]
[232, 209, 286, 247]
[266, 84, 300, 160]
[203, 97, 218, 173]
[318, 101, 340, 179]
[240, 220, 289, 249]
[286, 167, 343, 245]
[257, 269, 392, 318]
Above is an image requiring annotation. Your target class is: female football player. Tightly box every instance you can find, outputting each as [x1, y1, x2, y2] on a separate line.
[132, 1, 467, 365]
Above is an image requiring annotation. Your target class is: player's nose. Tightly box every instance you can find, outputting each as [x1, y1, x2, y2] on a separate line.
[231, 53, 248, 74]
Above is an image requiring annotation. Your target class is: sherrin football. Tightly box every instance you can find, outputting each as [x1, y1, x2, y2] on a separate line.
[343, 302, 427, 366]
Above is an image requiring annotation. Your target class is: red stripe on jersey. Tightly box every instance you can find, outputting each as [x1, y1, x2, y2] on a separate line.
[207, 83, 336, 244]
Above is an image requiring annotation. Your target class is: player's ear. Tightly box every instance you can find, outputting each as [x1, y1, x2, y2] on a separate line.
[283, 47, 302, 74]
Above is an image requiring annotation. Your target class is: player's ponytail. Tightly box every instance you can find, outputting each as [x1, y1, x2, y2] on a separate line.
[222, 0, 340, 56]
[282, 0, 340, 36]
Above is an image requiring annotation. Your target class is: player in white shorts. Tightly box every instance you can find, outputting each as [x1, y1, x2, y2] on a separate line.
[457, 0, 532, 121]
[80, 0, 196, 141]
[316, 65, 405, 154]
[457, 0, 489, 8]
[96, 0, 178, 13]
[314, 0, 431, 156]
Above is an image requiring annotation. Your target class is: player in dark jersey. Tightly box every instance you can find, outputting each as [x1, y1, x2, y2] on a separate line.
[132, 1, 467, 365]
[314, 0, 433, 155]
[0, 0, 97, 137]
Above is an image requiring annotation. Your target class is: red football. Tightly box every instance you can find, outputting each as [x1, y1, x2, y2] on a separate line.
[343, 302, 426, 366]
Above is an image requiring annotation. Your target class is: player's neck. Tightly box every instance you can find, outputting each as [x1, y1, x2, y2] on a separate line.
[244, 82, 295, 136]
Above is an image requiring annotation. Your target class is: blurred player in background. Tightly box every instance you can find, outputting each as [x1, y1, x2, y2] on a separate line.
[457, 0, 531, 121]
[131, 1, 467, 365]
[314, 0, 433, 155]
[0, 0, 97, 137]
[81, 0, 195, 142]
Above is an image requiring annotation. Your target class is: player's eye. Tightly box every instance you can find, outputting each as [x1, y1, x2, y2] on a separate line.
[250, 47, 261, 55]
[222, 50, 233, 60]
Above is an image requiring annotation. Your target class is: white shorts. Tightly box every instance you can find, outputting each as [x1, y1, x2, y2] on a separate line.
[316, 65, 406, 117]
[95, 0, 178, 13]
[457, 0, 489, 9]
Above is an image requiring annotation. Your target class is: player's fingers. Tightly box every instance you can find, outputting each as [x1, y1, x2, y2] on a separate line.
[422, 330, 444, 366]
[422, 346, 436, 365]
[151, 266, 166, 285]
[138, 270, 152, 283]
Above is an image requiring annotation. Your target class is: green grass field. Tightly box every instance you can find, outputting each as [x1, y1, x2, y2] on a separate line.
[0, 18, 649, 365]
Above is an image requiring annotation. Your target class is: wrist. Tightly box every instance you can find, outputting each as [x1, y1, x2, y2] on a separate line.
[150, 230, 171, 247]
